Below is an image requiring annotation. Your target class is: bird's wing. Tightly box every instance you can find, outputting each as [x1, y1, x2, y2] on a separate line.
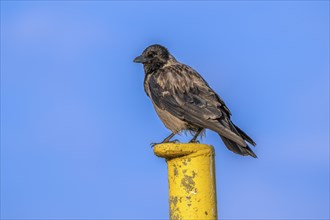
[148, 64, 246, 146]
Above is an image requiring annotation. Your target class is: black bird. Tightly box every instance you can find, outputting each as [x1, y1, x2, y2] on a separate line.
[134, 44, 257, 158]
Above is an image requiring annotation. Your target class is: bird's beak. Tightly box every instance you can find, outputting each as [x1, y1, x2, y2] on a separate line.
[133, 55, 152, 63]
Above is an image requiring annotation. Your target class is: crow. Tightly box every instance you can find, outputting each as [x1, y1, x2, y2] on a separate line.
[134, 44, 257, 158]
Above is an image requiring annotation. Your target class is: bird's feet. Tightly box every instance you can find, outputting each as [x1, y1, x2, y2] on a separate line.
[189, 139, 200, 143]
[150, 139, 180, 148]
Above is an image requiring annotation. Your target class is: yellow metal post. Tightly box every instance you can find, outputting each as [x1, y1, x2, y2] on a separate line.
[154, 143, 218, 220]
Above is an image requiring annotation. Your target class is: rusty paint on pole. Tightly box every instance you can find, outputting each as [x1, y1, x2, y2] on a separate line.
[154, 143, 218, 220]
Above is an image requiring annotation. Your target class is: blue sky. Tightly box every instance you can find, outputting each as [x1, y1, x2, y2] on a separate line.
[1, 1, 329, 219]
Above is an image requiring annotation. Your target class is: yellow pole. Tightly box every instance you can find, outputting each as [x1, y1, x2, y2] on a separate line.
[154, 143, 218, 220]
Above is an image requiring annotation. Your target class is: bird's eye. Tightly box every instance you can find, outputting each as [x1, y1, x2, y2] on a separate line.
[147, 52, 155, 58]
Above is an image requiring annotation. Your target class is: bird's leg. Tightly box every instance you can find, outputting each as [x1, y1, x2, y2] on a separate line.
[162, 132, 176, 143]
[151, 133, 178, 147]
[189, 128, 203, 143]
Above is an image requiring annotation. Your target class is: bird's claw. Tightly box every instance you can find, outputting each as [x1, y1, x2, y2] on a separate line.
[189, 139, 200, 143]
[150, 139, 180, 148]
[170, 139, 180, 143]
[150, 142, 158, 148]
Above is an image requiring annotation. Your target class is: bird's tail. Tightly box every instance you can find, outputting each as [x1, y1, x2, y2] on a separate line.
[220, 135, 257, 158]
[233, 123, 256, 146]
[219, 122, 257, 158]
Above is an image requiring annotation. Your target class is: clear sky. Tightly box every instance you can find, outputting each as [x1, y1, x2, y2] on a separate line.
[1, 1, 329, 219]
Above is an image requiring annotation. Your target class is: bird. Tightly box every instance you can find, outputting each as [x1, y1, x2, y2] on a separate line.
[133, 44, 257, 158]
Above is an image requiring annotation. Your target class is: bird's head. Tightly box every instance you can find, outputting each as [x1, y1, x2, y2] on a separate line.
[134, 44, 175, 74]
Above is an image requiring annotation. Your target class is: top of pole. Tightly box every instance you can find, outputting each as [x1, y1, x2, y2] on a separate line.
[153, 143, 215, 160]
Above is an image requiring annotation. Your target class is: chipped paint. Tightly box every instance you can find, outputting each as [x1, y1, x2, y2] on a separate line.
[174, 165, 178, 177]
[181, 175, 196, 193]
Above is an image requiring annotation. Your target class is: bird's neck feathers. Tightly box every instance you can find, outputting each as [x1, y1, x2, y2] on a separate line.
[144, 55, 177, 75]
[163, 55, 177, 67]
